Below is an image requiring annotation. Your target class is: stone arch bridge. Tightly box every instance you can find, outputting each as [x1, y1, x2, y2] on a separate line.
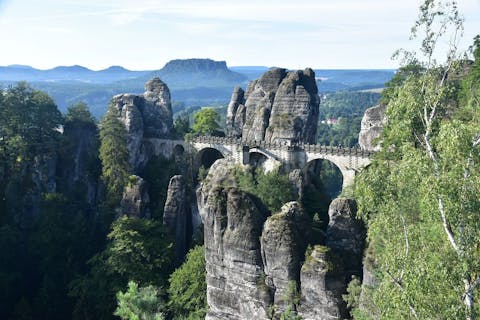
[147, 136, 373, 189]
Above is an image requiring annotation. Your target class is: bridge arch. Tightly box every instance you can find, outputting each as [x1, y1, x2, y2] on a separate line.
[173, 144, 185, 156]
[303, 158, 343, 194]
[304, 154, 356, 190]
[246, 148, 281, 172]
[196, 147, 225, 170]
[248, 151, 268, 167]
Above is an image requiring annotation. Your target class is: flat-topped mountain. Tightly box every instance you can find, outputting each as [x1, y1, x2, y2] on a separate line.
[132, 58, 248, 89]
[162, 59, 235, 74]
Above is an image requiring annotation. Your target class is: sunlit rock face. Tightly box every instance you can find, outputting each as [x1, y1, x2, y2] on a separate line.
[110, 78, 173, 171]
[226, 68, 320, 144]
[197, 160, 271, 320]
[197, 160, 366, 320]
[261, 201, 309, 316]
[358, 104, 387, 151]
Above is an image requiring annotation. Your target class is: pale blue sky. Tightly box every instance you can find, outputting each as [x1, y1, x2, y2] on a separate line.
[0, 0, 479, 70]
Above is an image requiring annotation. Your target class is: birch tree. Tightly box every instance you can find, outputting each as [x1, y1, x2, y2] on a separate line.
[355, 1, 480, 319]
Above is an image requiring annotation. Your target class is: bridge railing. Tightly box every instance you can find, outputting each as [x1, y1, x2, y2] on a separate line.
[190, 136, 373, 158]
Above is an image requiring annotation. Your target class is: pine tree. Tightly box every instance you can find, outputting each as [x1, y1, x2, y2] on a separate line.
[99, 105, 131, 205]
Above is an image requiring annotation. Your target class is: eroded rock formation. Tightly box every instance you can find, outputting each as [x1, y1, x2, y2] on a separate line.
[261, 202, 308, 314]
[326, 198, 365, 273]
[163, 175, 189, 262]
[226, 87, 246, 138]
[226, 68, 320, 144]
[197, 159, 271, 320]
[359, 104, 387, 151]
[110, 78, 173, 170]
[297, 198, 365, 320]
[298, 245, 347, 320]
[198, 159, 366, 320]
[120, 175, 150, 218]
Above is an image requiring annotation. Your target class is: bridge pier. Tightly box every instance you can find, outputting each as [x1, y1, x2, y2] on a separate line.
[341, 169, 357, 190]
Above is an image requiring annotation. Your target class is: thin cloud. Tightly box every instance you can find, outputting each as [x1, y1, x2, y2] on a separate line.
[0, 0, 478, 69]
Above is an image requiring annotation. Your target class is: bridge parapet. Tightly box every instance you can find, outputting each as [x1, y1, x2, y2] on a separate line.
[190, 136, 373, 159]
[189, 136, 375, 189]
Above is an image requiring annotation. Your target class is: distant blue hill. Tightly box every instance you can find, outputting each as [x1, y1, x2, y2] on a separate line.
[0, 59, 395, 118]
[0, 64, 149, 83]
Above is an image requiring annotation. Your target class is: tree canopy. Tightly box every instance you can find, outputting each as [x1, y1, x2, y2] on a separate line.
[168, 246, 207, 320]
[354, 1, 480, 318]
[99, 105, 131, 205]
[191, 108, 221, 136]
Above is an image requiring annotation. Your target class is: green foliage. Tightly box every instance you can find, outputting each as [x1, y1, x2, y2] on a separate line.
[28, 193, 93, 320]
[141, 156, 180, 219]
[173, 115, 191, 139]
[279, 306, 303, 320]
[191, 108, 221, 136]
[460, 34, 480, 111]
[0, 82, 63, 191]
[284, 281, 301, 308]
[319, 91, 381, 120]
[317, 117, 362, 147]
[107, 216, 174, 286]
[256, 169, 295, 212]
[197, 165, 208, 182]
[1, 82, 64, 159]
[342, 276, 362, 310]
[317, 91, 380, 147]
[71, 216, 174, 320]
[355, 5, 480, 318]
[114, 281, 166, 320]
[66, 101, 97, 125]
[168, 246, 207, 320]
[380, 63, 424, 104]
[99, 105, 131, 205]
[301, 160, 343, 236]
[69, 250, 121, 320]
[0, 224, 23, 317]
[234, 166, 295, 213]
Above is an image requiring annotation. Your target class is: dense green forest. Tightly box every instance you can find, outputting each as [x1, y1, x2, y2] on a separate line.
[0, 85, 207, 320]
[351, 2, 480, 318]
[316, 91, 381, 147]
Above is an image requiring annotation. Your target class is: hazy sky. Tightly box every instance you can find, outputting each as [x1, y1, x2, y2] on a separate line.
[0, 0, 479, 70]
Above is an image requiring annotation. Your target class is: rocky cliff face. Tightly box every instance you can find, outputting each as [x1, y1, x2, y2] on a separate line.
[299, 198, 365, 320]
[326, 198, 365, 274]
[197, 160, 271, 320]
[359, 104, 387, 151]
[163, 175, 189, 263]
[60, 120, 101, 205]
[299, 245, 347, 320]
[120, 175, 150, 218]
[110, 78, 173, 171]
[198, 160, 366, 320]
[226, 68, 319, 144]
[226, 87, 246, 138]
[261, 202, 308, 315]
